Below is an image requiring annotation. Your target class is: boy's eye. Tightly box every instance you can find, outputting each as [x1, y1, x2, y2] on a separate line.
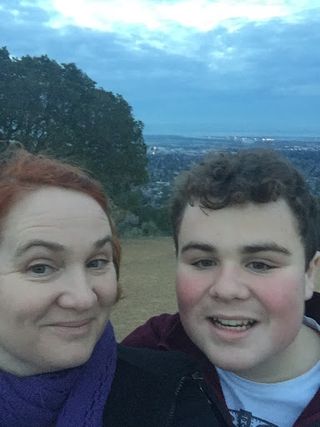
[247, 261, 275, 272]
[192, 259, 215, 269]
[87, 259, 109, 269]
[28, 264, 56, 276]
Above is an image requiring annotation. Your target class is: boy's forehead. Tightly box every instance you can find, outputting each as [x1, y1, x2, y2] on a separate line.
[178, 199, 302, 249]
[181, 199, 293, 220]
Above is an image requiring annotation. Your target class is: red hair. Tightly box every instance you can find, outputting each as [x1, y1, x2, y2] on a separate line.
[0, 149, 121, 278]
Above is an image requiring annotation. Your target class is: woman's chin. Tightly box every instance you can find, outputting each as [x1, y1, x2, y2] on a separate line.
[26, 348, 95, 375]
[47, 350, 94, 372]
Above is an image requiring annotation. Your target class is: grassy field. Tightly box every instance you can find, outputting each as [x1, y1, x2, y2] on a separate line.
[112, 237, 177, 341]
[112, 237, 320, 341]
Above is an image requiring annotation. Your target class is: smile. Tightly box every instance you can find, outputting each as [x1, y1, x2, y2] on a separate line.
[47, 319, 94, 338]
[209, 317, 257, 331]
[48, 319, 93, 328]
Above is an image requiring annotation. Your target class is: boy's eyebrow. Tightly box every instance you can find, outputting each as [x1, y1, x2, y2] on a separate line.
[241, 243, 291, 256]
[180, 242, 217, 254]
[180, 241, 291, 256]
[15, 235, 112, 257]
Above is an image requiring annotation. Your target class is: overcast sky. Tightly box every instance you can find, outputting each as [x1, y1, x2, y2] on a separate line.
[1, 0, 320, 136]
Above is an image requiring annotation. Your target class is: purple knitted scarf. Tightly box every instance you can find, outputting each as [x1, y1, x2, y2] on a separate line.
[0, 322, 117, 427]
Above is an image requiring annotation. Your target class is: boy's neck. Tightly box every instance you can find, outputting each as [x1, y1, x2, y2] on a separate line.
[232, 324, 320, 383]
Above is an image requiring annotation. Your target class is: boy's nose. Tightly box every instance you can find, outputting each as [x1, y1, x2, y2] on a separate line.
[209, 265, 250, 301]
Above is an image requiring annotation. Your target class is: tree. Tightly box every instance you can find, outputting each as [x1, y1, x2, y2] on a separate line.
[0, 47, 147, 200]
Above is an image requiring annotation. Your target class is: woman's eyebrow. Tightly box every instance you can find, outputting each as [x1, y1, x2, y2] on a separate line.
[94, 235, 112, 249]
[241, 242, 291, 256]
[15, 235, 112, 258]
[15, 240, 65, 257]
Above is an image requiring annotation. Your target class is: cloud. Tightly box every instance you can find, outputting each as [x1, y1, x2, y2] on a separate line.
[33, 1, 320, 30]
[34, 0, 319, 30]
[2, 2, 319, 101]
[5, 1, 320, 62]
[1, 0, 320, 135]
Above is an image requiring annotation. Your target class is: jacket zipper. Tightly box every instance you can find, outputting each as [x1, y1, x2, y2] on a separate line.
[166, 371, 231, 427]
[191, 371, 233, 425]
[166, 375, 188, 427]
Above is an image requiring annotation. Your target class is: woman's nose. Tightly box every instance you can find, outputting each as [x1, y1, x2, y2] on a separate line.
[57, 270, 98, 311]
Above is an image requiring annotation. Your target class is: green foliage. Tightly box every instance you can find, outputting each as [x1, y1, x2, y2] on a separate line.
[0, 47, 148, 201]
[140, 220, 161, 236]
[111, 187, 171, 236]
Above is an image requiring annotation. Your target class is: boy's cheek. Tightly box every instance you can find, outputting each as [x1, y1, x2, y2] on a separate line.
[176, 270, 206, 306]
[256, 276, 304, 313]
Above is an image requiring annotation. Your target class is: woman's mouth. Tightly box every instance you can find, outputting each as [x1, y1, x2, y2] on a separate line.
[47, 319, 95, 337]
[53, 319, 92, 328]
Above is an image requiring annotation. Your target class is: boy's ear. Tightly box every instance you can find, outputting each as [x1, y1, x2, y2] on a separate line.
[305, 251, 320, 300]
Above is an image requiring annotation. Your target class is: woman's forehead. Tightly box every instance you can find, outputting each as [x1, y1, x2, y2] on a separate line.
[0, 187, 111, 251]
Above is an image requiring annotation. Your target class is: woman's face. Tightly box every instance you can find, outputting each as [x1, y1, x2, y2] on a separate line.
[0, 186, 118, 376]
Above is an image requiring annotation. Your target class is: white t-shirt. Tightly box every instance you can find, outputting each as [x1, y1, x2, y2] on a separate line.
[217, 318, 320, 427]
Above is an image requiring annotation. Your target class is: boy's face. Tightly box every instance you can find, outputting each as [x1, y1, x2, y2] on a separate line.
[176, 199, 319, 381]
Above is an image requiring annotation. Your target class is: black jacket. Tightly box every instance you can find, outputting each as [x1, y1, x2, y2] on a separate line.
[104, 345, 232, 426]
[122, 292, 320, 427]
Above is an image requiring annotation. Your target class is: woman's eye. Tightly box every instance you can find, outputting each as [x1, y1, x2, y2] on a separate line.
[28, 264, 55, 276]
[192, 259, 215, 269]
[87, 259, 109, 270]
[247, 261, 275, 272]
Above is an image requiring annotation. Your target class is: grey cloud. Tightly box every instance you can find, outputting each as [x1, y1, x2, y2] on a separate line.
[192, 11, 320, 95]
[1, 1, 319, 136]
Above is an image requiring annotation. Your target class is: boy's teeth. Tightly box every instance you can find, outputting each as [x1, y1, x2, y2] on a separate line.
[211, 318, 255, 328]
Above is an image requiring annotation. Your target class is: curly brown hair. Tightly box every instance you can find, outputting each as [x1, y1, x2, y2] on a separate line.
[171, 148, 319, 268]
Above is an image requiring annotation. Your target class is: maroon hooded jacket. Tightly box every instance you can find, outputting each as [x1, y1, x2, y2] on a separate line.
[123, 292, 320, 427]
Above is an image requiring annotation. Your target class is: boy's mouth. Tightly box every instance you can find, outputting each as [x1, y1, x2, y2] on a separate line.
[209, 317, 257, 331]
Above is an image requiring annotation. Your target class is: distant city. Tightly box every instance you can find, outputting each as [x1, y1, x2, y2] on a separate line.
[143, 134, 320, 207]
